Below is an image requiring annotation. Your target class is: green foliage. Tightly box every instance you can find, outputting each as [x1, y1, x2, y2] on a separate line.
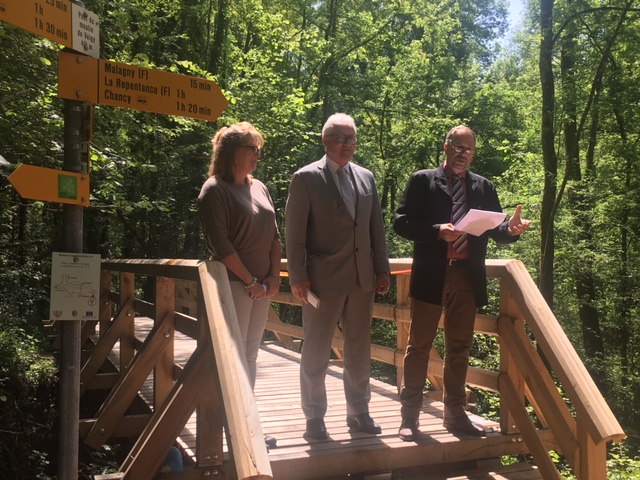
[0, 326, 57, 479]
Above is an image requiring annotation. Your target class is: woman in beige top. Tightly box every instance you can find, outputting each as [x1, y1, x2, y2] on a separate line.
[198, 122, 281, 447]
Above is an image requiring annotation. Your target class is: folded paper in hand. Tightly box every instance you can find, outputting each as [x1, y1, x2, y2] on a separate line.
[455, 209, 507, 236]
[306, 290, 320, 309]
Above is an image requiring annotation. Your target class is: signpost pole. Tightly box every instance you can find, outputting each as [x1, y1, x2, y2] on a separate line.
[58, 98, 85, 480]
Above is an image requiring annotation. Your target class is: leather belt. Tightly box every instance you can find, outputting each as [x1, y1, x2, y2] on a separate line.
[448, 258, 470, 266]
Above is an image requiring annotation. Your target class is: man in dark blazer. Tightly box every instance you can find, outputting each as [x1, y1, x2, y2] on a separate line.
[394, 125, 531, 441]
[285, 113, 391, 440]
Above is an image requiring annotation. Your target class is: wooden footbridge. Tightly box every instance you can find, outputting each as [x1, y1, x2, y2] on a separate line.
[48, 258, 625, 479]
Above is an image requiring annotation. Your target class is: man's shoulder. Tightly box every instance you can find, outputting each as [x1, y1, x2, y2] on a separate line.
[350, 162, 374, 177]
[468, 170, 494, 186]
[294, 159, 324, 175]
[410, 167, 440, 180]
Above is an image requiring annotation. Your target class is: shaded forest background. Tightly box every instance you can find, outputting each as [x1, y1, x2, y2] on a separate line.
[1, 0, 639, 478]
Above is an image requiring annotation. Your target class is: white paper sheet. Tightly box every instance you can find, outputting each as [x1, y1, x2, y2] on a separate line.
[455, 209, 507, 236]
[307, 290, 320, 309]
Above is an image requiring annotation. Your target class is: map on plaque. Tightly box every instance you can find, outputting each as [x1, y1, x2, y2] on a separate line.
[50, 252, 101, 320]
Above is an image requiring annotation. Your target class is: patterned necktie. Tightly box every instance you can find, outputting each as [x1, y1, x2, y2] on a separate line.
[336, 167, 356, 218]
[451, 175, 468, 253]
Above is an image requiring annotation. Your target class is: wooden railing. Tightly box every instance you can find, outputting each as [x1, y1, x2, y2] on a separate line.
[81, 259, 272, 480]
[67, 257, 624, 480]
[266, 258, 625, 479]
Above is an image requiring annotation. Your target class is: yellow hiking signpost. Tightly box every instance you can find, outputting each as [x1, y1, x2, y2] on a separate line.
[0, 0, 100, 57]
[8, 164, 90, 206]
[58, 51, 229, 121]
[3, 0, 229, 208]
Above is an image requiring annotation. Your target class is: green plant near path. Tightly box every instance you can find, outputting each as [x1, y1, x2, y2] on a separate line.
[0, 324, 58, 479]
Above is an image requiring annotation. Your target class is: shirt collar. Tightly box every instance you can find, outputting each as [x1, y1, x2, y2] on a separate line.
[326, 156, 351, 175]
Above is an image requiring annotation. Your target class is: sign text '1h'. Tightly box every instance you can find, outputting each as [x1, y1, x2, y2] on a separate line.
[0, 0, 100, 58]
[58, 51, 228, 122]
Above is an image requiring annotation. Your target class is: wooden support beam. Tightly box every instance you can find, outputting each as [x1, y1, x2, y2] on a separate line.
[80, 297, 135, 395]
[119, 272, 136, 371]
[498, 315, 578, 469]
[198, 260, 272, 480]
[119, 347, 213, 480]
[499, 374, 562, 480]
[84, 312, 176, 450]
[154, 276, 176, 407]
[99, 269, 112, 340]
[576, 412, 607, 480]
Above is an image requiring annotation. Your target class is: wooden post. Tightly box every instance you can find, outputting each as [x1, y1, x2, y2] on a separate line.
[395, 273, 411, 393]
[154, 276, 176, 406]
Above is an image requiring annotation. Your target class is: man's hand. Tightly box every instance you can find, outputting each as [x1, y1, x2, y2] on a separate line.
[291, 281, 311, 304]
[438, 223, 466, 243]
[508, 205, 532, 236]
[376, 273, 391, 295]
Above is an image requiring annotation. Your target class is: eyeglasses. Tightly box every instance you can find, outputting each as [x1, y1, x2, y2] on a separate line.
[240, 145, 262, 155]
[447, 141, 474, 155]
[327, 134, 358, 145]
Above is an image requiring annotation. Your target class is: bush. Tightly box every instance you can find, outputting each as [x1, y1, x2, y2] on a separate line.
[0, 325, 58, 479]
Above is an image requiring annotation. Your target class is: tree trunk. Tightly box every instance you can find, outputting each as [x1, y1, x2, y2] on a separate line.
[561, 26, 605, 363]
[539, 0, 556, 308]
[209, 0, 227, 78]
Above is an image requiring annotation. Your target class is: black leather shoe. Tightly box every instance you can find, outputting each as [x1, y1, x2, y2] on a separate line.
[304, 418, 328, 440]
[443, 416, 485, 437]
[398, 417, 420, 441]
[264, 435, 277, 448]
[346, 413, 382, 435]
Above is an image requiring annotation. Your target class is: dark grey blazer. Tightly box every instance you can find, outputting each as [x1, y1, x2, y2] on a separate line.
[394, 165, 517, 306]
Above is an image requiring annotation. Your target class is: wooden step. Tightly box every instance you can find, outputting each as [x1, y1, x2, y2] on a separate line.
[390, 462, 542, 480]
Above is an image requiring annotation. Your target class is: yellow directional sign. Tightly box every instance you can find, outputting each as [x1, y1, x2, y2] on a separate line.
[58, 51, 229, 122]
[8, 164, 90, 206]
[0, 0, 100, 57]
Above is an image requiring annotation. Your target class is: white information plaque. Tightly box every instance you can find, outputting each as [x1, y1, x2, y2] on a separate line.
[50, 252, 101, 320]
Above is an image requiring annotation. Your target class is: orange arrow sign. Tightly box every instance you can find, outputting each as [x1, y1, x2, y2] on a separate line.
[8, 165, 90, 206]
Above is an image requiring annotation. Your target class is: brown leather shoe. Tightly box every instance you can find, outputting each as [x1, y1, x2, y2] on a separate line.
[304, 418, 328, 440]
[443, 416, 485, 437]
[346, 413, 382, 434]
[398, 417, 420, 441]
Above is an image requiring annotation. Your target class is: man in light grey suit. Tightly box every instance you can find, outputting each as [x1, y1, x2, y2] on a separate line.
[285, 113, 391, 440]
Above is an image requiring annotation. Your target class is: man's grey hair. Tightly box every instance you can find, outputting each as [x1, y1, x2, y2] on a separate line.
[322, 113, 357, 137]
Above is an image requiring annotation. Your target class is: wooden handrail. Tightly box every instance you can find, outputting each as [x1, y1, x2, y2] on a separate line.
[493, 259, 625, 445]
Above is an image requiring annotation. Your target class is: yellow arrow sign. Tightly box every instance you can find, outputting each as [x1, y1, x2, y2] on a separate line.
[58, 51, 228, 121]
[8, 164, 90, 206]
[0, 0, 100, 57]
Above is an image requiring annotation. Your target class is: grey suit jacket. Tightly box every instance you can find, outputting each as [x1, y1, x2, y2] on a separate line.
[285, 155, 390, 297]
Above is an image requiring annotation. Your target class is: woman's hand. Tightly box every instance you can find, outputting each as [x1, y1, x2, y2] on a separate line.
[263, 275, 281, 297]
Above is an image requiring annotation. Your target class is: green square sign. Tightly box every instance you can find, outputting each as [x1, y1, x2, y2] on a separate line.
[58, 174, 78, 200]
